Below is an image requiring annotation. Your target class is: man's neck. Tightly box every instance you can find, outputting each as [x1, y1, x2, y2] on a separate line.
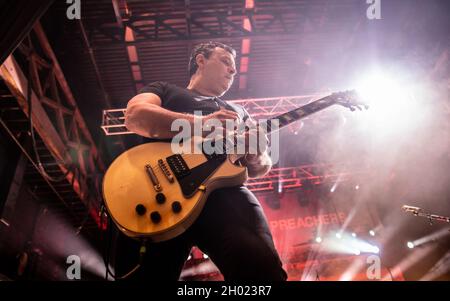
[187, 76, 216, 97]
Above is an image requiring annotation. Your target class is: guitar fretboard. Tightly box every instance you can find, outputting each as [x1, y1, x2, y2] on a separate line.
[261, 94, 338, 134]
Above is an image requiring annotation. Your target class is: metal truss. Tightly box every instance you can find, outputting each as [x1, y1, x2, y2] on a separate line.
[101, 93, 334, 135]
[0, 22, 105, 229]
[245, 162, 369, 193]
[89, 0, 362, 44]
[96, 10, 304, 43]
[230, 94, 329, 119]
[101, 108, 130, 135]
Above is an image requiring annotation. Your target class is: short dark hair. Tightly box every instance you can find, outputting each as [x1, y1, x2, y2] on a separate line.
[188, 41, 236, 77]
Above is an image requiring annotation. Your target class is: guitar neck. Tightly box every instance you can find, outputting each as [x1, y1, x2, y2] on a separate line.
[261, 94, 338, 134]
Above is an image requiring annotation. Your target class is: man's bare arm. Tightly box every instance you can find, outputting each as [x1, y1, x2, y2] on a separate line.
[125, 93, 197, 139]
[125, 93, 240, 139]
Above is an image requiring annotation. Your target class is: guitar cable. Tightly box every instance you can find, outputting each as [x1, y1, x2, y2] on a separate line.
[114, 243, 147, 280]
[103, 213, 147, 280]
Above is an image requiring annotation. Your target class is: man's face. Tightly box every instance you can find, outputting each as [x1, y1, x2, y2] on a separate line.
[197, 47, 236, 96]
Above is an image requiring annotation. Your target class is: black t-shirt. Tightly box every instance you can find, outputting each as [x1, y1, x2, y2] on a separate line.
[139, 81, 249, 122]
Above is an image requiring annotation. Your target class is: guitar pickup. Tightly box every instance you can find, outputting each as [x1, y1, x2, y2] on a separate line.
[166, 154, 191, 179]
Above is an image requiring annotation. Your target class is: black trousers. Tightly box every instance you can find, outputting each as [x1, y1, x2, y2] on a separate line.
[113, 186, 287, 281]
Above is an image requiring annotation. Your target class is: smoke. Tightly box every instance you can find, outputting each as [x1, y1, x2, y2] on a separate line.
[32, 208, 108, 280]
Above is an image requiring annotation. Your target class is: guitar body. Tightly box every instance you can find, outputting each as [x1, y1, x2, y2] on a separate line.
[102, 137, 247, 242]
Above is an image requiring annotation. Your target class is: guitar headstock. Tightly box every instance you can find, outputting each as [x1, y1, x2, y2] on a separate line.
[331, 90, 369, 112]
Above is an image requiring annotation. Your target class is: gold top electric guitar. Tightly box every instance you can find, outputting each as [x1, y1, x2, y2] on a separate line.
[102, 91, 367, 241]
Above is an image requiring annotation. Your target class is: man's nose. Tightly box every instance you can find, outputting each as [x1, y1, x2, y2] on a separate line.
[228, 66, 236, 75]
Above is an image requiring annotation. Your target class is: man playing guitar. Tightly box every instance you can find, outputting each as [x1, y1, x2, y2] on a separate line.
[113, 41, 287, 281]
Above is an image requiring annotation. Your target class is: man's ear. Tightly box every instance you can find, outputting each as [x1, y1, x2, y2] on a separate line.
[196, 53, 206, 70]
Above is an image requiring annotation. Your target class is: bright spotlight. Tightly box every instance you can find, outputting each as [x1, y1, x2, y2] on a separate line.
[202, 253, 209, 259]
[369, 230, 375, 237]
[355, 185, 359, 190]
[330, 182, 338, 193]
[407, 242, 415, 249]
[412, 227, 450, 247]
[277, 181, 283, 193]
[187, 254, 192, 260]
[322, 232, 380, 256]
[353, 71, 424, 135]
[315, 237, 322, 243]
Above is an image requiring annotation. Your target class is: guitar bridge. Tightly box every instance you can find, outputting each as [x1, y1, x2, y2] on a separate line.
[145, 164, 162, 192]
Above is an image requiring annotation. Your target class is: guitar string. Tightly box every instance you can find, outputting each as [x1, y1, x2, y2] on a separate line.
[124, 96, 356, 187]
[142, 120, 273, 172]
[143, 95, 349, 173]
[143, 140, 242, 172]
[141, 155, 214, 191]
[141, 148, 244, 185]
[142, 153, 218, 180]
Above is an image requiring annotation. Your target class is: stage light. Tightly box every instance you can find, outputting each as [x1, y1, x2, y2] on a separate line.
[187, 254, 192, 260]
[353, 70, 424, 135]
[330, 175, 342, 193]
[203, 253, 209, 259]
[369, 230, 375, 236]
[412, 228, 450, 247]
[348, 237, 380, 254]
[32, 209, 108, 279]
[407, 242, 415, 249]
[277, 180, 283, 193]
[355, 185, 359, 190]
[321, 231, 380, 256]
[315, 237, 322, 243]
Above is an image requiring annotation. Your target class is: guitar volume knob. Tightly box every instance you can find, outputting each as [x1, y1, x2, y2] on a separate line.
[155, 193, 166, 204]
[172, 201, 182, 213]
[135, 204, 147, 216]
[150, 211, 162, 223]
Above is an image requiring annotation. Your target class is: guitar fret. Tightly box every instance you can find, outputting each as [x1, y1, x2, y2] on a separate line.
[265, 95, 337, 133]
